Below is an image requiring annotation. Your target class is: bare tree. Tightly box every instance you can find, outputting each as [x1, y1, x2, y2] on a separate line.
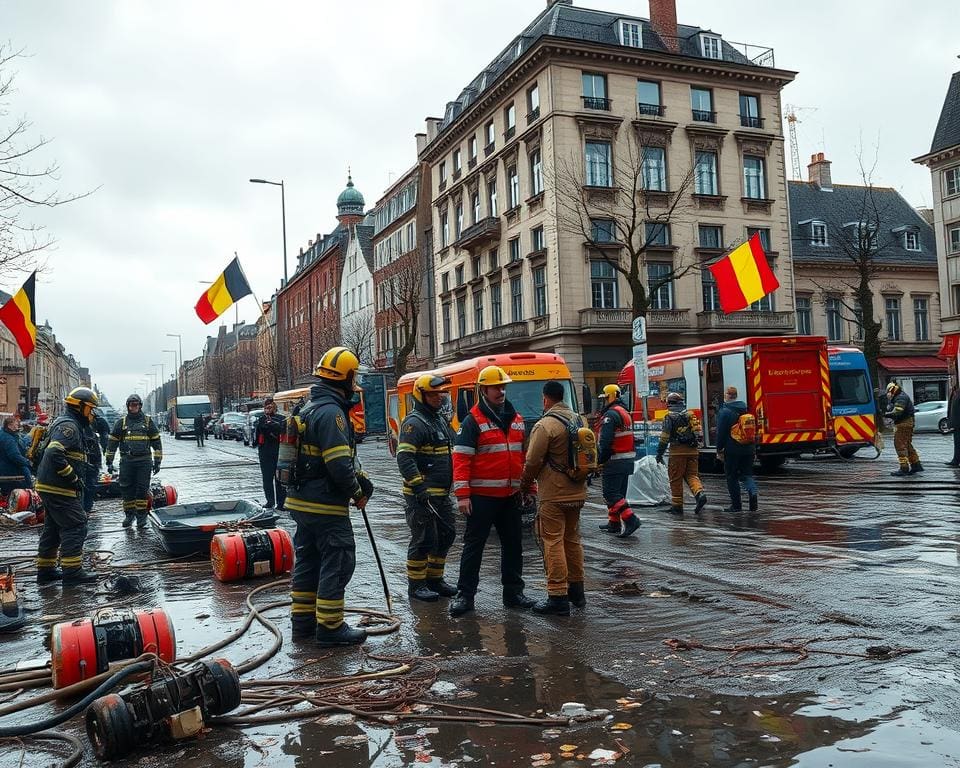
[0, 45, 90, 282]
[340, 309, 375, 368]
[382, 250, 424, 378]
[552, 128, 697, 319]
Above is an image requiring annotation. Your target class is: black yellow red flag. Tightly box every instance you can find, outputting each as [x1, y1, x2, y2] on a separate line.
[0, 272, 37, 357]
[195, 257, 252, 324]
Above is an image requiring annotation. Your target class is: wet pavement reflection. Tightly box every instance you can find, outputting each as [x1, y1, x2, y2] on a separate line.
[1, 431, 958, 766]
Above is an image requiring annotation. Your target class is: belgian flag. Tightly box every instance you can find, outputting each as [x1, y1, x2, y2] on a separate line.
[195, 256, 252, 324]
[0, 271, 37, 357]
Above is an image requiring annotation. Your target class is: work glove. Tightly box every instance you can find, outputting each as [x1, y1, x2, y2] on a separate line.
[152, 461, 161, 476]
[457, 497, 472, 517]
[655, 453, 664, 465]
[357, 470, 374, 500]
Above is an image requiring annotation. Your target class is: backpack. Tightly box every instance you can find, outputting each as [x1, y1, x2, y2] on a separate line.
[26, 424, 48, 471]
[546, 413, 598, 482]
[730, 412, 757, 445]
[671, 410, 701, 446]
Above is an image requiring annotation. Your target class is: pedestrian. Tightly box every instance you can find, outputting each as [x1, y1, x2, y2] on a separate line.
[194, 412, 206, 447]
[885, 381, 922, 476]
[519, 380, 588, 616]
[0, 415, 32, 497]
[255, 398, 286, 510]
[449, 365, 536, 617]
[82, 409, 110, 514]
[35, 387, 100, 585]
[281, 346, 373, 647]
[397, 374, 457, 603]
[105, 394, 163, 528]
[655, 391, 707, 515]
[715, 386, 758, 513]
[946, 384, 960, 467]
[596, 384, 640, 538]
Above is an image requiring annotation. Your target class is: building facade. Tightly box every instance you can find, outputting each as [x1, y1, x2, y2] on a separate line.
[913, 69, 960, 381]
[419, 0, 796, 396]
[790, 155, 944, 401]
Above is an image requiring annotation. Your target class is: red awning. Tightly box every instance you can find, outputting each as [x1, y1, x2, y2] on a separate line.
[938, 333, 960, 359]
[876, 356, 948, 373]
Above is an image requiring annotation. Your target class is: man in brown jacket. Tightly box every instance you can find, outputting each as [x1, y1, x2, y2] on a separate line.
[519, 380, 588, 616]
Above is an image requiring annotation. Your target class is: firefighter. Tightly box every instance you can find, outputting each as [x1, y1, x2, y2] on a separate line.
[397, 374, 457, 603]
[282, 346, 373, 647]
[449, 365, 535, 617]
[105, 394, 163, 528]
[35, 387, 99, 585]
[82, 409, 110, 514]
[655, 391, 707, 515]
[255, 398, 286, 509]
[596, 384, 640, 538]
[886, 381, 922, 476]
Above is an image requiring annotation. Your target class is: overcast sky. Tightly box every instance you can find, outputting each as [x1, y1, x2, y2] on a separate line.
[3, 0, 956, 407]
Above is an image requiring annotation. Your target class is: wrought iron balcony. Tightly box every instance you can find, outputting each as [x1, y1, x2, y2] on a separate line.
[638, 103, 665, 117]
[692, 109, 717, 123]
[739, 114, 765, 129]
[697, 310, 795, 331]
[442, 321, 529, 355]
[455, 216, 501, 251]
[582, 96, 612, 111]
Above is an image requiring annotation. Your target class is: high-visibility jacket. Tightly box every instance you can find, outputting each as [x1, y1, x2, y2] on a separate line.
[598, 400, 634, 471]
[452, 399, 526, 499]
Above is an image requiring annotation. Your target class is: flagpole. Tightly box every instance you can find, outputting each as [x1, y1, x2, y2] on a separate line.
[24, 351, 29, 419]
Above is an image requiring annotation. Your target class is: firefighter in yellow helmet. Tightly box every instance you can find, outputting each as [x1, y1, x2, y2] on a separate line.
[281, 346, 373, 646]
[35, 387, 100, 585]
[397, 374, 457, 602]
[885, 381, 922, 476]
[596, 384, 640, 537]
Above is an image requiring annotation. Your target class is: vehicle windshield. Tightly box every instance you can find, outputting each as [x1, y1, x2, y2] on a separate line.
[177, 402, 209, 419]
[830, 370, 871, 407]
[247, 409, 264, 422]
[223, 412, 245, 423]
[505, 379, 575, 420]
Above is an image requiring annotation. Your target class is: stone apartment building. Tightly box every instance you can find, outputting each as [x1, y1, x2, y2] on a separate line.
[790, 154, 944, 401]
[914, 69, 960, 379]
[419, 0, 796, 395]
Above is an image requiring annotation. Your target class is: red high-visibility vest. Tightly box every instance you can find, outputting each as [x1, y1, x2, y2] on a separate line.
[452, 404, 526, 498]
[610, 404, 634, 461]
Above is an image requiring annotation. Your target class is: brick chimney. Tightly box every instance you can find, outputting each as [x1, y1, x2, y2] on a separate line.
[807, 152, 833, 191]
[649, 0, 678, 53]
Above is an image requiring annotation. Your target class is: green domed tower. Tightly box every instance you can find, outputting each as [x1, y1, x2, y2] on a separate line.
[336, 174, 365, 224]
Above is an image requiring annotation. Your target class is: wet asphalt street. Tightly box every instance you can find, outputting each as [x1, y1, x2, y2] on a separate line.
[1, 430, 959, 767]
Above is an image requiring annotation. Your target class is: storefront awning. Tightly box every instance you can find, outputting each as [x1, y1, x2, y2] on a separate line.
[937, 333, 960, 359]
[877, 356, 948, 373]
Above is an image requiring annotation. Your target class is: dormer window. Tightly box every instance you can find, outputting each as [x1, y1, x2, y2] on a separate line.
[620, 21, 642, 48]
[811, 221, 828, 246]
[700, 34, 722, 59]
[904, 231, 920, 251]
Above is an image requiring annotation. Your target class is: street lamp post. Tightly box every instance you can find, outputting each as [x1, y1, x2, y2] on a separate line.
[166, 333, 183, 392]
[153, 363, 164, 409]
[162, 349, 178, 396]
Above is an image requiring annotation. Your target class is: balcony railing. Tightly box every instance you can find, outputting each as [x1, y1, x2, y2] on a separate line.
[443, 321, 529, 354]
[648, 308, 692, 328]
[692, 109, 717, 123]
[582, 96, 612, 111]
[579, 308, 692, 330]
[697, 310, 795, 330]
[638, 103, 665, 117]
[527, 107, 540, 123]
[455, 216, 501, 251]
[739, 115, 765, 128]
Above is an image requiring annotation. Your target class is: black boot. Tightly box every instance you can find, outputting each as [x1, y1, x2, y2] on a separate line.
[567, 582, 586, 608]
[449, 593, 475, 617]
[503, 590, 536, 610]
[36, 567, 63, 584]
[316, 622, 367, 647]
[136, 516, 148, 529]
[62, 568, 98, 585]
[694, 492, 708, 514]
[722, 505, 742, 514]
[291, 616, 315, 640]
[122, 515, 134, 528]
[617, 514, 640, 538]
[599, 520, 620, 533]
[668, 505, 683, 516]
[532, 595, 570, 615]
[748, 493, 759, 512]
[909, 462, 924, 474]
[408, 579, 440, 602]
[890, 467, 910, 477]
[426, 578, 458, 598]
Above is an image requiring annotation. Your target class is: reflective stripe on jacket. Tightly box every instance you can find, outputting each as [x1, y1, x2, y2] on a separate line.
[452, 399, 526, 498]
[36, 414, 88, 497]
[598, 400, 634, 468]
[396, 402, 454, 497]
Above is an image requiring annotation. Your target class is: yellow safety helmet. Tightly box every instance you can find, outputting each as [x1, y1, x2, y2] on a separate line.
[413, 374, 451, 403]
[477, 365, 512, 387]
[885, 381, 900, 395]
[602, 384, 621, 404]
[314, 346, 360, 382]
[64, 386, 100, 422]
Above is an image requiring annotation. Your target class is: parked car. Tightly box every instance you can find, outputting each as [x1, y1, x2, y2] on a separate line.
[214, 411, 246, 440]
[243, 409, 264, 447]
[205, 414, 219, 436]
[912, 400, 949, 434]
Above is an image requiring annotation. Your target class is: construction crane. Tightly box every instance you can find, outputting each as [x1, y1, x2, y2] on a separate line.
[784, 104, 818, 181]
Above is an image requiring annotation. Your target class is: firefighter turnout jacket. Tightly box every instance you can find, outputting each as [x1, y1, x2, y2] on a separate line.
[284, 381, 366, 516]
[106, 412, 163, 466]
[597, 398, 634, 471]
[36, 413, 89, 497]
[885, 392, 915, 423]
[397, 401, 454, 499]
[453, 398, 526, 499]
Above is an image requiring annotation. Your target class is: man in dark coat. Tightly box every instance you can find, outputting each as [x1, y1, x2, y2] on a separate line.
[715, 386, 758, 513]
[946, 384, 960, 467]
[255, 398, 286, 509]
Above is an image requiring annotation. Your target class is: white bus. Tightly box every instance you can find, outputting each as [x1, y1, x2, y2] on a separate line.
[167, 395, 212, 438]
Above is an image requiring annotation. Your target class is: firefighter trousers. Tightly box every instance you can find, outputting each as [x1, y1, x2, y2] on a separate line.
[289, 511, 356, 630]
[119, 460, 151, 523]
[405, 496, 456, 582]
[601, 467, 635, 525]
[667, 446, 703, 508]
[893, 418, 920, 468]
[456, 493, 524, 598]
[535, 500, 584, 596]
[37, 492, 87, 575]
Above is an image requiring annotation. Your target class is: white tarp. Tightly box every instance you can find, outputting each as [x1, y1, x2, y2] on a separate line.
[626, 456, 670, 506]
